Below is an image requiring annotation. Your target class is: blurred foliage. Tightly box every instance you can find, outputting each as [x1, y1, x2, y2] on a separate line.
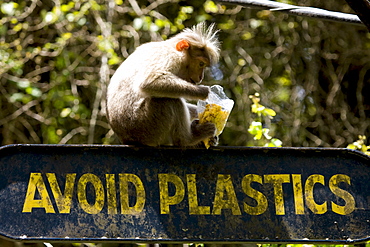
[248, 93, 282, 147]
[0, 0, 370, 148]
[347, 135, 370, 155]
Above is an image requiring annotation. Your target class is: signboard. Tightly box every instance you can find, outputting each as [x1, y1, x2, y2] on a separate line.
[0, 144, 370, 243]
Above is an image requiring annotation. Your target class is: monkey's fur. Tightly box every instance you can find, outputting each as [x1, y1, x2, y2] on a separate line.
[107, 23, 220, 147]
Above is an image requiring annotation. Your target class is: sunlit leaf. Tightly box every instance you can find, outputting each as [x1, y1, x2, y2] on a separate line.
[271, 138, 283, 147]
[241, 32, 253, 41]
[60, 108, 72, 118]
[12, 23, 22, 32]
[10, 92, 25, 103]
[263, 108, 276, 117]
[17, 80, 30, 89]
[262, 128, 272, 140]
[108, 56, 121, 65]
[1, 2, 18, 16]
[248, 121, 263, 140]
[61, 2, 74, 12]
[44, 12, 57, 23]
[26, 87, 42, 98]
[61, 32, 72, 40]
[133, 18, 144, 30]
[204, 0, 218, 13]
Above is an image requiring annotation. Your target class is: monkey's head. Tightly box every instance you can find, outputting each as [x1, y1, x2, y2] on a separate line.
[173, 22, 220, 84]
[176, 40, 211, 84]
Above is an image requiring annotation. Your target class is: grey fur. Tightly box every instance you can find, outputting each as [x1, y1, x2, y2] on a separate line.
[107, 23, 220, 146]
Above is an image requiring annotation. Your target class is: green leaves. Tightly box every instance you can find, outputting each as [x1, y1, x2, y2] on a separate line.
[248, 121, 266, 140]
[0, 0, 368, 149]
[247, 94, 282, 147]
[347, 135, 370, 156]
[250, 93, 277, 118]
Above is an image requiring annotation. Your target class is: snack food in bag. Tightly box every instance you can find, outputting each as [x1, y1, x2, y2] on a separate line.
[197, 85, 234, 148]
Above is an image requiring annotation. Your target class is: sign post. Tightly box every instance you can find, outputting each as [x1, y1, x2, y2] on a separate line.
[0, 144, 369, 244]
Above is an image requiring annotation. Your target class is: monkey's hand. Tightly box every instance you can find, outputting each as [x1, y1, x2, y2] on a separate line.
[194, 85, 210, 100]
[191, 120, 216, 145]
[208, 135, 219, 147]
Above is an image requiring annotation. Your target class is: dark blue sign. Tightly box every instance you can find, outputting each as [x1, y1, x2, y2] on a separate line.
[0, 144, 369, 243]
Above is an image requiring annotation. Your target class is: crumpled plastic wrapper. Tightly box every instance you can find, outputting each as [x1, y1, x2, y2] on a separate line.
[197, 85, 234, 148]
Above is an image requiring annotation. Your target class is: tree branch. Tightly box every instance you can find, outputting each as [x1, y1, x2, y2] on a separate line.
[215, 0, 364, 26]
[344, 0, 370, 31]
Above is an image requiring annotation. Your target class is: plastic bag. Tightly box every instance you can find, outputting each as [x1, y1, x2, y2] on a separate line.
[197, 85, 234, 148]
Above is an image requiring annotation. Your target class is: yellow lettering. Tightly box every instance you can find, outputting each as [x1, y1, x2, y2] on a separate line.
[212, 174, 241, 215]
[158, 174, 185, 214]
[119, 173, 146, 214]
[264, 174, 290, 215]
[329, 174, 355, 215]
[305, 174, 327, 214]
[187, 174, 210, 215]
[22, 173, 55, 213]
[106, 174, 117, 214]
[46, 173, 76, 214]
[241, 174, 267, 215]
[292, 174, 305, 214]
[77, 173, 104, 214]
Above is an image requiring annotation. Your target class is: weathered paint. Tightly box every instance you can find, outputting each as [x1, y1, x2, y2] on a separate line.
[0, 144, 369, 243]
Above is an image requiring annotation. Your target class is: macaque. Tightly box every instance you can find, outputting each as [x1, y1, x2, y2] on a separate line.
[106, 22, 220, 147]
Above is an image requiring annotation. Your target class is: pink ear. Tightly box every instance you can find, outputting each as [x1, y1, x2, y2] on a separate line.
[176, 40, 190, 51]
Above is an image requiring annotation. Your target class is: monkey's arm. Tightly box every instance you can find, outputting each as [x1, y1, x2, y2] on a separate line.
[139, 72, 210, 100]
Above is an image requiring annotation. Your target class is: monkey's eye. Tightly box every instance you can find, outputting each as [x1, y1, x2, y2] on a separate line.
[199, 61, 206, 68]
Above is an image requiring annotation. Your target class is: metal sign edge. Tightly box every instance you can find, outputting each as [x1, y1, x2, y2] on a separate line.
[0, 144, 369, 244]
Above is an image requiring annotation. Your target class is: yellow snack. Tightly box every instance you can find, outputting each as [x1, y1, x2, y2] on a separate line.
[198, 103, 230, 148]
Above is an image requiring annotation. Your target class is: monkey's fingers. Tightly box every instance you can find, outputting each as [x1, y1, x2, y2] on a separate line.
[198, 104, 230, 135]
[198, 104, 230, 149]
[202, 135, 219, 149]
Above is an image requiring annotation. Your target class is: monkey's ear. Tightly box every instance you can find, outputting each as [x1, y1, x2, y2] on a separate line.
[176, 40, 190, 51]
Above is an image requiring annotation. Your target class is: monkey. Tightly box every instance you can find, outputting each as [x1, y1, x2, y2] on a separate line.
[106, 22, 221, 147]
